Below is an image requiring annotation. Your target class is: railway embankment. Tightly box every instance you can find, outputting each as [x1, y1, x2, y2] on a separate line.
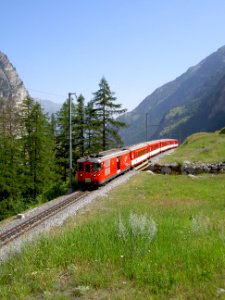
[148, 161, 225, 175]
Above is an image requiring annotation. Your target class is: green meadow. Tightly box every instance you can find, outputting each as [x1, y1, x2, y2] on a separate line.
[0, 172, 224, 299]
[161, 131, 225, 164]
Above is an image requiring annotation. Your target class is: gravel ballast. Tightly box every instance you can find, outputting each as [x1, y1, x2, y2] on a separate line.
[0, 149, 175, 262]
[0, 170, 136, 262]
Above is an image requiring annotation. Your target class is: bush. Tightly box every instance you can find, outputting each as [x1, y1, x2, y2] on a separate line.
[219, 127, 225, 134]
[43, 182, 68, 201]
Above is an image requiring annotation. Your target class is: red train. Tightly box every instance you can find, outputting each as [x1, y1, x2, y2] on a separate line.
[76, 139, 179, 187]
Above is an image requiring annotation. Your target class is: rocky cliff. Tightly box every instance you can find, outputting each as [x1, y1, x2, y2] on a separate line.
[0, 51, 28, 105]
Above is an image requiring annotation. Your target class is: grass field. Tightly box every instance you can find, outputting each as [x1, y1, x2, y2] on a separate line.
[0, 172, 224, 299]
[160, 131, 225, 164]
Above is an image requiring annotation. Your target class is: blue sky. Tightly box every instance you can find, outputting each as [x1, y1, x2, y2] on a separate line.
[1, 0, 225, 111]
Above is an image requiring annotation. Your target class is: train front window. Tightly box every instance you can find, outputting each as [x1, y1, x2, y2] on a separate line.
[85, 164, 91, 172]
[93, 163, 101, 171]
[78, 163, 84, 171]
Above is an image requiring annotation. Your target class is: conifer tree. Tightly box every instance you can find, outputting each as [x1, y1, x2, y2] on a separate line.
[0, 99, 21, 197]
[74, 94, 85, 157]
[92, 77, 127, 150]
[55, 99, 76, 182]
[0, 98, 23, 218]
[85, 100, 102, 153]
[20, 97, 56, 200]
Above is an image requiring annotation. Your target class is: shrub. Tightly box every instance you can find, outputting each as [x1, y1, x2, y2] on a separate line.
[219, 127, 225, 134]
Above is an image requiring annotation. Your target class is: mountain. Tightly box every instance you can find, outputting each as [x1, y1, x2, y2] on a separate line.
[0, 50, 62, 115]
[118, 46, 225, 145]
[36, 99, 62, 115]
[0, 51, 28, 105]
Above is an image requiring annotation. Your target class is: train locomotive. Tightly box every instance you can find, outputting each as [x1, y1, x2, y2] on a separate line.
[76, 139, 179, 187]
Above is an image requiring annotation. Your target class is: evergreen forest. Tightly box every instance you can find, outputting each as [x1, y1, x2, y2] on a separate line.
[0, 77, 126, 220]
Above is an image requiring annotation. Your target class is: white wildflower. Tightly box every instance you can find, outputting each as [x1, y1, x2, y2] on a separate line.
[129, 212, 157, 241]
[117, 215, 127, 240]
[146, 217, 157, 241]
[216, 288, 225, 297]
[191, 214, 210, 234]
[116, 213, 157, 242]
[129, 212, 141, 237]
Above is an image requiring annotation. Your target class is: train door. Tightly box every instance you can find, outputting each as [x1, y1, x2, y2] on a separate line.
[105, 159, 110, 177]
[117, 156, 121, 171]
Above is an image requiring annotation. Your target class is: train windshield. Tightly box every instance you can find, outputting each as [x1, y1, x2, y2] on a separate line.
[78, 163, 84, 171]
[85, 164, 91, 172]
[93, 163, 102, 171]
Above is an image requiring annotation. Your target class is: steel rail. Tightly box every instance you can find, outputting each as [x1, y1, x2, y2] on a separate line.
[0, 191, 89, 247]
[0, 149, 176, 248]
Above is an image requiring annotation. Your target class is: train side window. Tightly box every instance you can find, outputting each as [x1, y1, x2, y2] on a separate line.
[78, 163, 84, 171]
[85, 164, 91, 172]
[93, 163, 101, 171]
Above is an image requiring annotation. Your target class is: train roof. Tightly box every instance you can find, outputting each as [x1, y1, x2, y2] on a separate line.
[124, 142, 149, 151]
[77, 148, 130, 163]
[124, 139, 178, 151]
[77, 139, 178, 163]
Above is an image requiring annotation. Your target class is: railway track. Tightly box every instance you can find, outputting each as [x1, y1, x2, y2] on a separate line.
[0, 191, 89, 247]
[0, 150, 175, 251]
[134, 160, 150, 171]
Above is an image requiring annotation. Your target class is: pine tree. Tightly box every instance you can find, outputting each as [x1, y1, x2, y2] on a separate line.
[85, 100, 102, 153]
[20, 97, 56, 200]
[74, 94, 85, 157]
[0, 98, 23, 218]
[55, 99, 77, 182]
[0, 99, 21, 187]
[92, 77, 127, 150]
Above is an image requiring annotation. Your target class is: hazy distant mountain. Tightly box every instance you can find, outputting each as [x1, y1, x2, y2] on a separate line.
[118, 46, 225, 145]
[36, 99, 62, 115]
[0, 51, 28, 105]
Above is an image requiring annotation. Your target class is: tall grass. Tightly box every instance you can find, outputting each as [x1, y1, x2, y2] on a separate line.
[161, 131, 225, 163]
[0, 173, 224, 299]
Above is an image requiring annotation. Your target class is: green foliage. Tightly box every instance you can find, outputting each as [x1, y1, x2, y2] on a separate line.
[42, 182, 68, 201]
[74, 94, 85, 157]
[92, 77, 127, 150]
[84, 99, 102, 154]
[0, 97, 61, 220]
[54, 100, 73, 182]
[219, 127, 225, 134]
[20, 98, 57, 199]
[0, 99, 24, 219]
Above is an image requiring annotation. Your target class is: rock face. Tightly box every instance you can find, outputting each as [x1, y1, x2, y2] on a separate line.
[0, 51, 28, 105]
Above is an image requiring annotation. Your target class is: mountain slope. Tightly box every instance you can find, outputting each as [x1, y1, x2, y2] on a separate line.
[118, 46, 225, 145]
[156, 70, 225, 141]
